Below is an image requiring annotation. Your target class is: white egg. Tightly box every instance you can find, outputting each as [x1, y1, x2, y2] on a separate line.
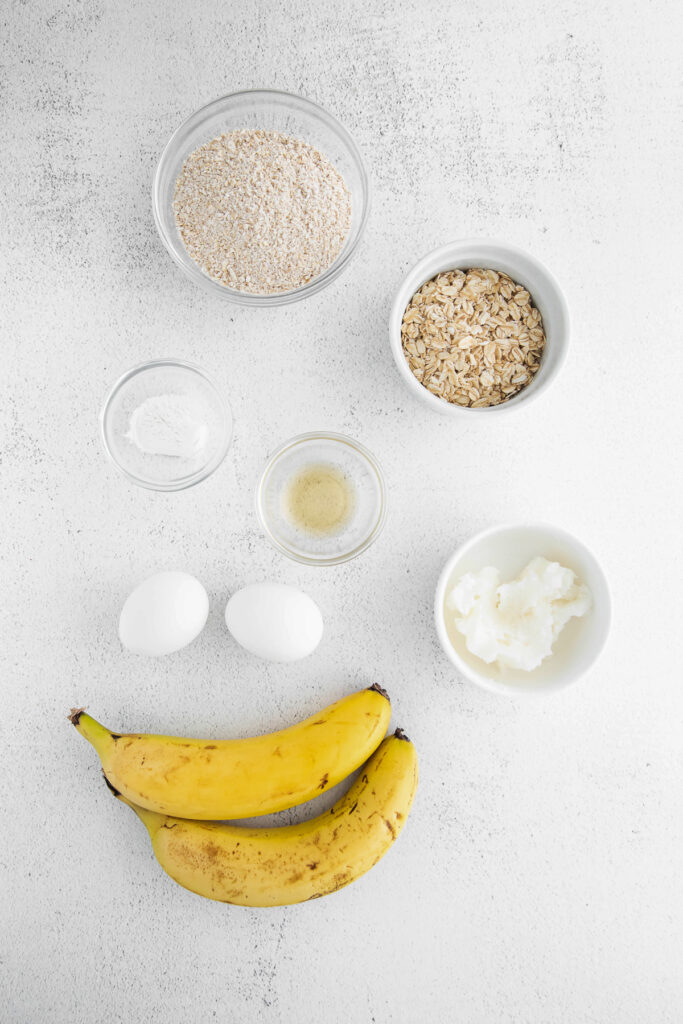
[225, 583, 323, 663]
[119, 571, 209, 657]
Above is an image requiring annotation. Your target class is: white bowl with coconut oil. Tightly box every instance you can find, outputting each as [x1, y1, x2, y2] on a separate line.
[434, 522, 611, 697]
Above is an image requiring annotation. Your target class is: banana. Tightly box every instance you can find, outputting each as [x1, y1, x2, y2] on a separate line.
[69, 685, 391, 820]
[111, 730, 418, 907]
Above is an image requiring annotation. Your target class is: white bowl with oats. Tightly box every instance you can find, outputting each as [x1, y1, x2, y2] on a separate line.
[389, 240, 569, 415]
[434, 523, 611, 697]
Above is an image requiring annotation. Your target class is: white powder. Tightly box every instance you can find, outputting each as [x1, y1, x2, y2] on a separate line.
[447, 557, 592, 672]
[125, 394, 208, 459]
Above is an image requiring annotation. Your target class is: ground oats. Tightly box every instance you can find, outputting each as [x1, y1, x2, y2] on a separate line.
[173, 129, 351, 295]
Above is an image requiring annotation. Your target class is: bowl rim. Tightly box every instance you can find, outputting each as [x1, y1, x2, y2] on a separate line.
[152, 88, 371, 307]
[433, 520, 612, 697]
[389, 238, 570, 417]
[255, 430, 387, 565]
[99, 357, 233, 491]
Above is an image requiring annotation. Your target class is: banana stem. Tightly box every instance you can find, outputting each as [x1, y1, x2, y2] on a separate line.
[68, 709, 116, 763]
[69, 710, 164, 838]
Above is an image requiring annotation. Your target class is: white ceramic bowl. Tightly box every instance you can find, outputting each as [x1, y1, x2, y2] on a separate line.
[389, 239, 570, 417]
[434, 523, 611, 696]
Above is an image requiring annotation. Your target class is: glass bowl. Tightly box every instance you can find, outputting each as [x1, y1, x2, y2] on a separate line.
[153, 90, 370, 306]
[256, 432, 386, 565]
[100, 359, 233, 491]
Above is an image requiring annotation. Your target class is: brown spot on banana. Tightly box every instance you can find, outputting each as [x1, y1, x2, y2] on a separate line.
[202, 842, 222, 864]
[318, 773, 329, 790]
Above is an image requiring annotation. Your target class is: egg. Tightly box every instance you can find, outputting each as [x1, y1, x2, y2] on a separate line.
[119, 571, 209, 657]
[225, 582, 323, 662]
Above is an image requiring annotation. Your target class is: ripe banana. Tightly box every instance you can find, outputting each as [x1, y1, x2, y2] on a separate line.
[112, 730, 418, 907]
[69, 685, 391, 820]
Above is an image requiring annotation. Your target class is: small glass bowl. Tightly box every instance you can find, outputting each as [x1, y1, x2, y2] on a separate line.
[256, 432, 386, 565]
[153, 89, 370, 306]
[100, 359, 233, 491]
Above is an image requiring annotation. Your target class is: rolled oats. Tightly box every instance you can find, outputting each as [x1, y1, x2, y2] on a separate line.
[400, 268, 546, 407]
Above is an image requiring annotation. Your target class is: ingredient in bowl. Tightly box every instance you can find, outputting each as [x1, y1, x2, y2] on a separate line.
[106, 730, 417, 906]
[447, 557, 591, 671]
[225, 582, 323, 662]
[173, 129, 352, 295]
[119, 571, 209, 657]
[401, 268, 546, 407]
[125, 394, 208, 458]
[283, 462, 355, 536]
[68, 686, 391, 820]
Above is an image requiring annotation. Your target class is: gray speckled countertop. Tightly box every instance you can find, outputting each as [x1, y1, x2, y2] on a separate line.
[3, 1, 683, 1021]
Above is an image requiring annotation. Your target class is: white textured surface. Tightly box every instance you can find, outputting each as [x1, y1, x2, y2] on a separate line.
[3, 1, 683, 1021]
